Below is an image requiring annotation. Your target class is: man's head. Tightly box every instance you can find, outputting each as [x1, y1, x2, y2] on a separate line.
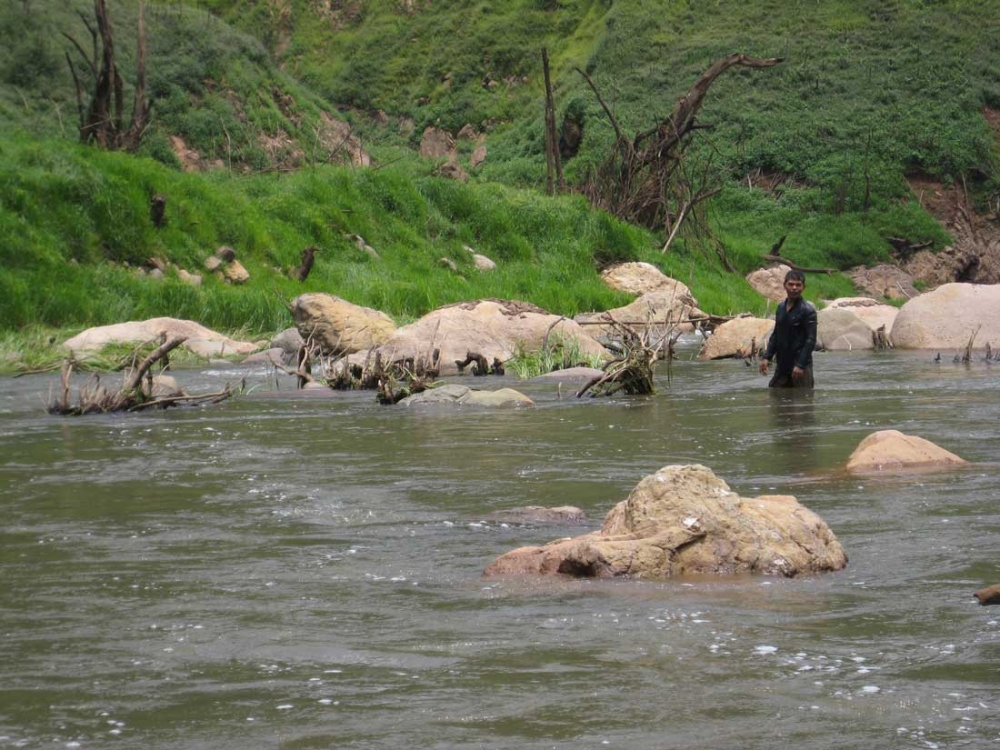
[783, 269, 805, 300]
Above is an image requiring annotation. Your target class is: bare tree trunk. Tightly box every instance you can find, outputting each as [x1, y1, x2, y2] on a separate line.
[67, 0, 151, 151]
[542, 48, 563, 194]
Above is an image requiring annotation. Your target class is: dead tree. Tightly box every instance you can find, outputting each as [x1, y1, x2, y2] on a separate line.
[64, 0, 151, 150]
[579, 54, 782, 245]
[576, 316, 678, 398]
[49, 335, 241, 415]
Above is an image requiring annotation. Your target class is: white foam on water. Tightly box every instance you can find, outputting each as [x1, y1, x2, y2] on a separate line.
[861, 685, 880, 694]
[754, 645, 778, 655]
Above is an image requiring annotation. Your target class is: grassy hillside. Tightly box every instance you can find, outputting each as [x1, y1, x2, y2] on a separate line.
[4, 134, 857, 337]
[1, 0, 997, 348]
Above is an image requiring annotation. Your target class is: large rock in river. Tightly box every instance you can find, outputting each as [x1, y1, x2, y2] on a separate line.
[697, 316, 774, 360]
[816, 307, 876, 351]
[890, 283, 1000, 350]
[63, 318, 256, 356]
[484, 464, 847, 579]
[369, 299, 609, 376]
[400, 383, 534, 408]
[823, 297, 899, 333]
[291, 293, 397, 356]
[845, 430, 967, 474]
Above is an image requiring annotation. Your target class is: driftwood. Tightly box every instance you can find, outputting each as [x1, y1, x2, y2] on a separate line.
[577, 317, 677, 398]
[872, 324, 892, 350]
[580, 54, 782, 242]
[64, 0, 151, 150]
[886, 236, 933, 261]
[48, 335, 241, 415]
[760, 255, 836, 274]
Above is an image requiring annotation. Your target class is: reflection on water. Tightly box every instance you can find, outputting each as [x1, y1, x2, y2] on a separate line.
[767, 388, 818, 476]
[0, 350, 999, 750]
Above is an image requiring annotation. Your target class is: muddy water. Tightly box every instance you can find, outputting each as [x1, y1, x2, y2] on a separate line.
[1, 345, 999, 750]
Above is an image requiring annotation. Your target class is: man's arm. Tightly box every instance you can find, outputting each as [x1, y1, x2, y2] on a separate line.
[795, 304, 818, 369]
[759, 307, 780, 374]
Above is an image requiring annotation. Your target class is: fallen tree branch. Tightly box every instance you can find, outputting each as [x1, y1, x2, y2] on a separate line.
[761, 255, 836, 274]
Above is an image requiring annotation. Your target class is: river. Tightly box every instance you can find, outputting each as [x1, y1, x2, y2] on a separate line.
[1, 343, 998, 750]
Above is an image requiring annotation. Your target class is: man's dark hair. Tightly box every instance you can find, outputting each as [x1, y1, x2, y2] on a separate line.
[784, 269, 806, 284]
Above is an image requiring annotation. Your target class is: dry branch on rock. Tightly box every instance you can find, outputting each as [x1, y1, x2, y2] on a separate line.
[48, 335, 242, 415]
[577, 317, 677, 397]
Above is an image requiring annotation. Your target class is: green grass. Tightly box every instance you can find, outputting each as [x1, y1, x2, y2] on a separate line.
[4, 0, 999, 355]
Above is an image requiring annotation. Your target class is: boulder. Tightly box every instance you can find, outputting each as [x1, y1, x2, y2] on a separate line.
[484, 464, 847, 579]
[848, 264, 918, 301]
[177, 269, 202, 286]
[221, 260, 249, 284]
[577, 287, 707, 335]
[142, 375, 185, 399]
[599, 262, 697, 303]
[63, 318, 256, 355]
[816, 307, 876, 351]
[464, 245, 496, 271]
[483, 506, 587, 524]
[823, 297, 899, 333]
[291, 293, 397, 356]
[399, 383, 534, 408]
[746, 264, 791, 302]
[366, 299, 609, 376]
[845, 430, 967, 474]
[271, 327, 304, 358]
[241, 347, 286, 366]
[974, 584, 1000, 605]
[184, 338, 248, 358]
[889, 283, 1000, 350]
[470, 144, 487, 168]
[419, 126, 455, 159]
[697, 317, 774, 360]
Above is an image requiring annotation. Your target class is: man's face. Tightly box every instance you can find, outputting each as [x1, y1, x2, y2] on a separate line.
[784, 278, 805, 299]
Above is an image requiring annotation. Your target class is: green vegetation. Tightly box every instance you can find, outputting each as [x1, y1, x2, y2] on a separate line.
[2, 0, 998, 362]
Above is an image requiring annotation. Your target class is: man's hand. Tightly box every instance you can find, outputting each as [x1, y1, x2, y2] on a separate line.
[759, 358, 769, 376]
[792, 366, 805, 381]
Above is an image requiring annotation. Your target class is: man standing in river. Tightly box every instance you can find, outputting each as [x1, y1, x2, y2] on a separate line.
[759, 269, 817, 388]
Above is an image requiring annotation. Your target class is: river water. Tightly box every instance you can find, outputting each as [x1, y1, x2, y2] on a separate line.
[1, 343, 999, 750]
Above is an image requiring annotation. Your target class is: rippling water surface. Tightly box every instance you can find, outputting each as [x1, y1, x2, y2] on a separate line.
[1, 345, 999, 750]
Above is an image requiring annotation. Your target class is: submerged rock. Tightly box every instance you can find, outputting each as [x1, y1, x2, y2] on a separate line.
[399, 383, 534, 408]
[845, 430, 967, 474]
[484, 506, 587, 524]
[484, 464, 846, 579]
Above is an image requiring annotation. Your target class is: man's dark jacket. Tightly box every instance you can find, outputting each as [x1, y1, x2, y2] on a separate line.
[763, 299, 817, 373]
